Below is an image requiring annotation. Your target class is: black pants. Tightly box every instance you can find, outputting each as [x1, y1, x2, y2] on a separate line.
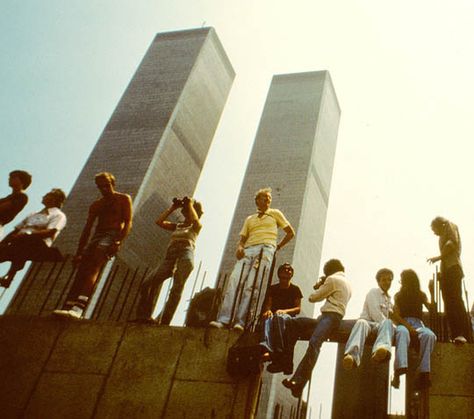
[441, 265, 470, 338]
[0, 235, 51, 271]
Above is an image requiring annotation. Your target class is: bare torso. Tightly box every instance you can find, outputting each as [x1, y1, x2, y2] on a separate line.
[91, 192, 132, 233]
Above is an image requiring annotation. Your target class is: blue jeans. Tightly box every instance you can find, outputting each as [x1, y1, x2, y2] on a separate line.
[394, 317, 436, 373]
[289, 313, 342, 387]
[137, 241, 194, 324]
[344, 318, 394, 367]
[217, 244, 275, 327]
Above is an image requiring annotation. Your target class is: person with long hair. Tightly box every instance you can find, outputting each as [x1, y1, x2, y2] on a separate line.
[392, 269, 436, 389]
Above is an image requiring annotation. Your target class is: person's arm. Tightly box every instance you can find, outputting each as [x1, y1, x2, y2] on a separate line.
[185, 199, 202, 233]
[117, 195, 133, 243]
[391, 303, 417, 336]
[262, 295, 273, 319]
[276, 297, 302, 316]
[309, 278, 334, 303]
[276, 224, 295, 251]
[155, 202, 179, 231]
[236, 234, 247, 259]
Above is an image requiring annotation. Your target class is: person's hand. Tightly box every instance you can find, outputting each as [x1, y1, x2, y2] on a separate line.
[262, 310, 273, 319]
[409, 327, 418, 339]
[275, 309, 286, 316]
[427, 256, 440, 264]
[236, 245, 245, 260]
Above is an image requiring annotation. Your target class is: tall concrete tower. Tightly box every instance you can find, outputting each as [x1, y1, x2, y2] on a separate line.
[8, 28, 234, 319]
[217, 71, 340, 418]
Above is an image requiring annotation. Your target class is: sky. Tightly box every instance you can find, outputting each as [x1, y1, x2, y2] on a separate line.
[1, 1, 474, 417]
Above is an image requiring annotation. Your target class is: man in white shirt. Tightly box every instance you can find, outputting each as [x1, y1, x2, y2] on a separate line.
[210, 187, 295, 331]
[282, 259, 352, 398]
[0, 188, 67, 288]
[343, 268, 394, 370]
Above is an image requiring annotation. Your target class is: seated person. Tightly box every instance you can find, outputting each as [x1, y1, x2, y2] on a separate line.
[0, 170, 32, 238]
[53, 172, 132, 319]
[392, 269, 436, 389]
[260, 262, 303, 374]
[343, 268, 395, 370]
[261, 263, 303, 374]
[0, 188, 67, 288]
[282, 258, 351, 398]
[135, 196, 202, 325]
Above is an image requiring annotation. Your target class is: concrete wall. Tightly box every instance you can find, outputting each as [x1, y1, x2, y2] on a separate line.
[0, 316, 259, 419]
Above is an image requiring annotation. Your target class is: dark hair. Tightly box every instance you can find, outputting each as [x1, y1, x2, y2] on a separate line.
[323, 259, 344, 277]
[277, 262, 294, 276]
[95, 172, 116, 187]
[375, 268, 393, 283]
[400, 269, 421, 294]
[431, 216, 447, 230]
[49, 188, 66, 208]
[10, 170, 32, 189]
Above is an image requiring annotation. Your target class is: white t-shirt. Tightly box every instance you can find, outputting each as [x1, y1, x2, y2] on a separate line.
[16, 207, 67, 246]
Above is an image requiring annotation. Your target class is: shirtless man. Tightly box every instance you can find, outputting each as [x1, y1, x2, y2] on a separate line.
[53, 172, 132, 319]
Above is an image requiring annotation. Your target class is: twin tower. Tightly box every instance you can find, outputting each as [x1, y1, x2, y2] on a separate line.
[8, 27, 340, 322]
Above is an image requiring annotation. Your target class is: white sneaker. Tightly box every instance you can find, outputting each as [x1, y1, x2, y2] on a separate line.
[52, 306, 83, 319]
[454, 336, 467, 345]
[233, 324, 244, 332]
[209, 321, 224, 329]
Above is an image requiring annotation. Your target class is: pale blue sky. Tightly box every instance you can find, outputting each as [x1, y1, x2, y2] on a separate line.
[2, 1, 474, 416]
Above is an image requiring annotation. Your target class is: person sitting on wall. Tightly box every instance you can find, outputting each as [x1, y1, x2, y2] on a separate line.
[0, 170, 32, 238]
[53, 172, 132, 319]
[260, 262, 303, 374]
[135, 196, 203, 325]
[282, 258, 351, 398]
[342, 268, 395, 371]
[210, 187, 295, 331]
[0, 188, 67, 288]
[391, 269, 436, 389]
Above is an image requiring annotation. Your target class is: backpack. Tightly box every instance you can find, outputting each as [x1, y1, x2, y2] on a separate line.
[226, 330, 264, 378]
[185, 287, 219, 327]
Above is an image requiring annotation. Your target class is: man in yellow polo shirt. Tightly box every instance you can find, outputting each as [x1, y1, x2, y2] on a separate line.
[210, 187, 295, 330]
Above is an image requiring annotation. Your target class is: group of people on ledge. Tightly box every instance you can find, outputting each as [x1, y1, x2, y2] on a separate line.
[1, 173, 472, 399]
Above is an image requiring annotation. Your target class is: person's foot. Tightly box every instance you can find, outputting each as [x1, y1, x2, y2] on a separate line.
[209, 321, 225, 329]
[232, 324, 244, 332]
[343, 354, 355, 370]
[453, 336, 467, 345]
[391, 374, 400, 389]
[52, 308, 82, 319]
[282, 378, 303, 398]
[267, 363, 284, 373]
[0, 275, 13, 288]
[261, 352, 271, 362]
[371, 347, 390, 363]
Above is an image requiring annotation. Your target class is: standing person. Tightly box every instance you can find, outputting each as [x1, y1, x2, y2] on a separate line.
[342, 268, 394, 370]
[391, 269, 436, 389]
[53, 172, 132, 319]
[135, 196, 203, 325]
[0, 188, 66, 288]
[210, 187, 295, 331]
[282, 259, 351, 398]
[428, 216, 470, 344]
[260, 262, 303, 374]
[0, 170, 32, 238]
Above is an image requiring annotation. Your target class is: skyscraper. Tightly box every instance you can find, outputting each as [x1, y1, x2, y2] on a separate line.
[217, 71, 340, 417]
[8, 28, 234, 319]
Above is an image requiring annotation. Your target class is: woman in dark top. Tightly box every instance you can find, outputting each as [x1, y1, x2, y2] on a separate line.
[392, 269, 436, 389]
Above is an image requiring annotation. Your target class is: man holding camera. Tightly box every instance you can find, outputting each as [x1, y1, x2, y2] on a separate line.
[135, 196, 203, 325]
[53, 172, 132, 319]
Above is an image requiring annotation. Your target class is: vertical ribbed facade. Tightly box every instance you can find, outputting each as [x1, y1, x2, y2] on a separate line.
[8, 28, 234, 319]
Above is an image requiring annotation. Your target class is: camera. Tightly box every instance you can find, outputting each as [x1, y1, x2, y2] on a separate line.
[172, 196, 191, 207]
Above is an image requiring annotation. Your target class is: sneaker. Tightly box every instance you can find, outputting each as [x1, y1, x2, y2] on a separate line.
[342, 354, 355, 370]
[282, 378, 303, 398]
[209, 321, 224, 329]
[0, 276, 12, 288]
[232, 324, 244, 332]
[453, 336, 467, 345]
[371, 347, 390, 363]
[52, 306, 83, 319]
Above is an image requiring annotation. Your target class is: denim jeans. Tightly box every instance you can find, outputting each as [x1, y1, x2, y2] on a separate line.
[217, 244, 275, 327]
[394, 317, 436, 373]
[290, 313, 342, 387]
[137, 241, 194, 324]
[344, 318, 394, 367]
